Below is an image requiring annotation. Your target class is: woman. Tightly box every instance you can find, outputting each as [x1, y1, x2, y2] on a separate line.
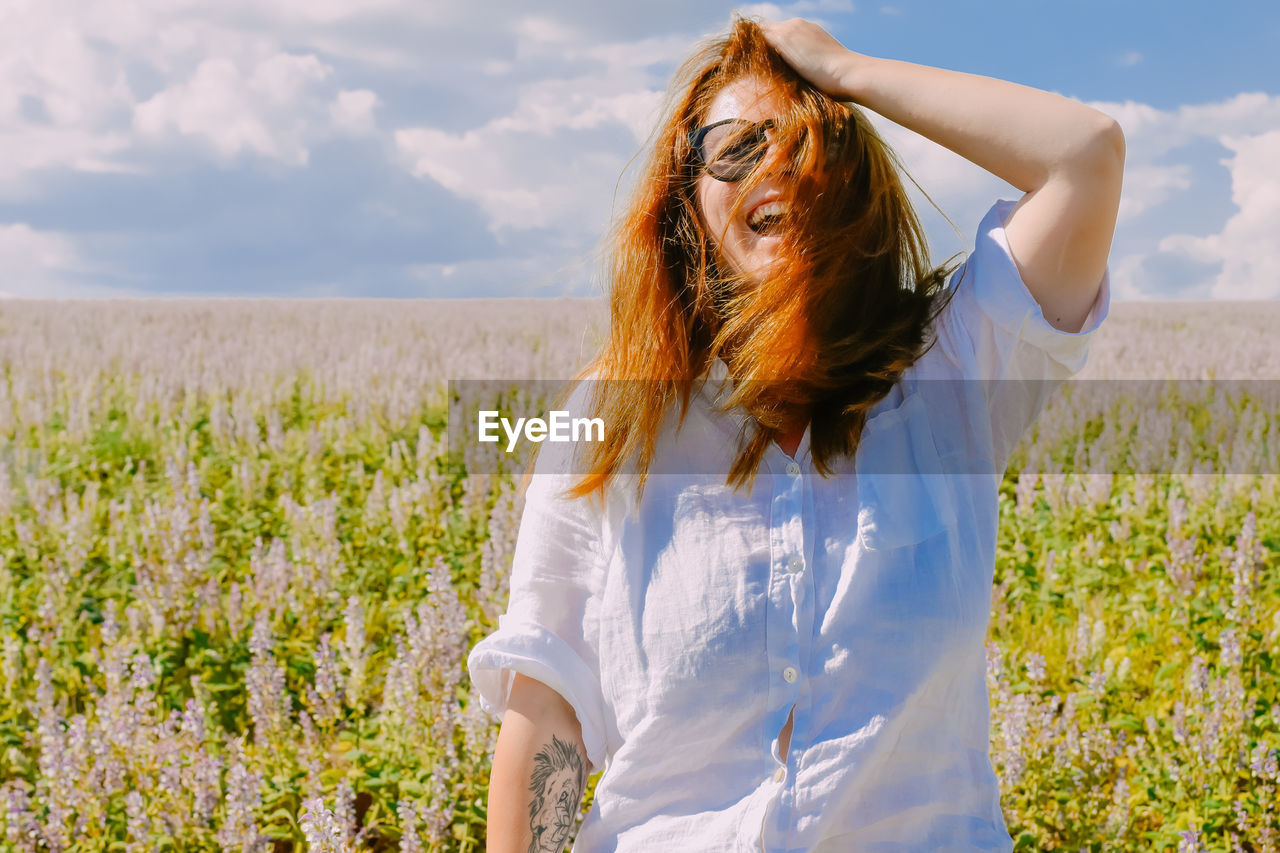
[469, 15, 1121, 853]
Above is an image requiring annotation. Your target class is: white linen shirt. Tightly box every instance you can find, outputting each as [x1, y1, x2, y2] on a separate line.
[467, 198, 1111, 852]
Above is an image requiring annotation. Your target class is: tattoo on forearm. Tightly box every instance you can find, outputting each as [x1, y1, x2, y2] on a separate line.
[527, 734, 588, 853]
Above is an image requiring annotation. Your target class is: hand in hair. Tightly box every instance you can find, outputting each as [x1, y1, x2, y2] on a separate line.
[759, 18, 864, 102]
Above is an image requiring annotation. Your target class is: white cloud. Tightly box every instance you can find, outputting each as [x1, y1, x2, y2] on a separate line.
[241, 0, 431, 26]
[1160, 130, 1280, 299]
[393, 23, 685, 237]
[1116, 50, 1142, 68]
[0, 223, 128, 298]
[514, 15, 583, 54]
[735, 4, 793, 20]
[570, 34, 701, 73]
[330, 89, 379, 134]
[487, 78, 665, 141]
[1115, 163, 1193, 222]
[1083, 94, 1280, 300]
[396, 120, 634, 234]
[0, 125, 138, 200]
[396, 76, 662, 232]
[0, 11, 139, 196]
[867, 111, 1005, 202]
[736, 0, 855, 21]
[0, 0, 691, 196]
[0, 1, 353, 194]
[134, 53, 331, 165]
[1107, 253, 1150, 302]
[1093, 92, 1280, 159]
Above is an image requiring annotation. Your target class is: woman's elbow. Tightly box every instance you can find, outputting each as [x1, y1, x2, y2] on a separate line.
[1065, 118, 1125, 185]
[1099, 118, 1126, 167]
[1088, 118, 1126, 175]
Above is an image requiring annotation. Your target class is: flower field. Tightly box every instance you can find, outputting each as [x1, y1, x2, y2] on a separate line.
[0, 298, 1276, 852]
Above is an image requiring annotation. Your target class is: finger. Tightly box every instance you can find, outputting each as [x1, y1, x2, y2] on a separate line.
[759, 22, 795, 55]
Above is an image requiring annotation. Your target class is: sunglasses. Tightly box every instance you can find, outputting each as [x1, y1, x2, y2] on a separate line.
[689, 118, 776, 182]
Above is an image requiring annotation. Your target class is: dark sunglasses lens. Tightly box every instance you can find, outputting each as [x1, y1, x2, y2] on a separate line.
[700, 122, 768, 182]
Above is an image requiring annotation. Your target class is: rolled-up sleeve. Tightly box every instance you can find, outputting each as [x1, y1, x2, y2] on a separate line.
[466, 382, 610, 774]
[932, 198, 1111, 470]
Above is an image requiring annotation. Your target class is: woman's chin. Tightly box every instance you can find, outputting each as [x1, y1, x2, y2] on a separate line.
[719, 235, 785, 287]
[744, 241, 785, 281]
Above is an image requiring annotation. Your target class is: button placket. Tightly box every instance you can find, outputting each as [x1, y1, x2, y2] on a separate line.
[752, 468, 800, 853]
[765, 445, 807, 821]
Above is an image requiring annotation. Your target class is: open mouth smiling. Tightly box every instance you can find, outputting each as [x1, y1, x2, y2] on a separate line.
[747, 200, 788, 235]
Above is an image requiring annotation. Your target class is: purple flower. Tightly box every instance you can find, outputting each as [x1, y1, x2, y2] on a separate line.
[985, 641, 1005, 684]
[341, 596, 368, 708]
[1024, 653, 1047, 683]
[309, 632, 343, 727]
[300, 797, 351, 853]
[1172, 701, 1188, 745]
[1218, 629, 1242, 670]
[1250, 744, 1279, 781]
[216, 748, 265, 852]
[397, 800, 424, 853]
[244, 613, 291, 747]
[2, 779, 40, 852]
[124, 790, 148, 847]
[334, 779, 357, 845]
[1186, 656, 1209, 698]
[1088, 668, 1107, 695]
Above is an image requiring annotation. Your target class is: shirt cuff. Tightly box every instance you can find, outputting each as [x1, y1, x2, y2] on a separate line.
[978, 198, 1111, 375]
[467, 617, 608, 774]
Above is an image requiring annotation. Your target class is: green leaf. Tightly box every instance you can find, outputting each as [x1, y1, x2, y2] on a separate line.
[1109, 714, 1144, 732]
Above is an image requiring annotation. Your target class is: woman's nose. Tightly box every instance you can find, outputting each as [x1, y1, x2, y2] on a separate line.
[758, 147, 797, 184]
[759, 131, 798, 179]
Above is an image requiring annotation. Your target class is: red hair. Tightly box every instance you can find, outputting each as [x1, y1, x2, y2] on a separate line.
[544, 16, 960, 503]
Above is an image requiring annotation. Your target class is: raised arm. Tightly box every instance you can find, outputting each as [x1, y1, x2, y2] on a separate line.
[762, 18, 1124, 333]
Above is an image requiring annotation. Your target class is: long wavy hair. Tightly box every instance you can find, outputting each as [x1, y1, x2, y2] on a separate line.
[550, 16, 961, 504]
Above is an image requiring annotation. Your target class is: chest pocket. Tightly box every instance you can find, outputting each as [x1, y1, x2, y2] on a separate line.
[855, 389, 957, 551]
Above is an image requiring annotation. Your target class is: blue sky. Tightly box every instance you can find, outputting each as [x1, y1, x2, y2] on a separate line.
[2, 0, 1277, 300]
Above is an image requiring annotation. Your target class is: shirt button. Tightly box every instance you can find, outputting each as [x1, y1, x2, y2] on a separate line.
[788, 555, 803, 574]
[782, 666, 799, 683]
[786, 461, 801, 477]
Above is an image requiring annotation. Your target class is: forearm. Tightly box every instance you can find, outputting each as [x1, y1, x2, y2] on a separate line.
[838, 53, 1121, 192]
[488, 674, 591, 853]
[761, 17, 1121, 191]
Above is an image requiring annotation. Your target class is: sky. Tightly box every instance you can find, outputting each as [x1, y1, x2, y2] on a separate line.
[1, 0, 1278, 301]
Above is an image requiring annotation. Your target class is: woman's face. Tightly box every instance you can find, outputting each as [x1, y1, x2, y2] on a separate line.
[694, 77, 791, 285]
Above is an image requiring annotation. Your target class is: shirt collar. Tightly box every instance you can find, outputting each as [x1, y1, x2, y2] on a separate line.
[695, 356, 815, 467]
[697, 356, 735, 412]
